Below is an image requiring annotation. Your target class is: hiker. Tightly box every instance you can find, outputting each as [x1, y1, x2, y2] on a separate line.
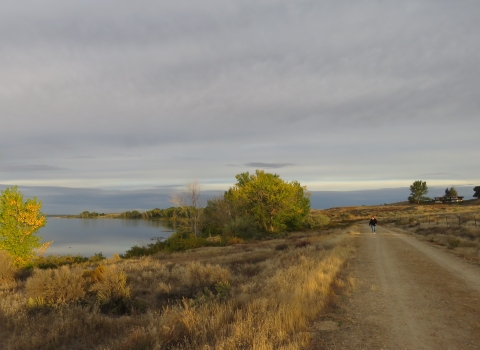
[369, 216, 377, 233]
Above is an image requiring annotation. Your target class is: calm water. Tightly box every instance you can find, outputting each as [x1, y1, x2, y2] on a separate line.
[38, 218, 175, 257]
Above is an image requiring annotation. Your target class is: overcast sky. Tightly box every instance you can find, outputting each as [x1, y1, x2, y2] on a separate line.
[1, 0, 479, 203]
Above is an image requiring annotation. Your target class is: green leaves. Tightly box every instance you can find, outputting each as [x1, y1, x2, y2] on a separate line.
[444, 187, 458, 197]
[225, 170, 310, 233]
[473, 186, 480, 198]
[408, 180, 429, 204]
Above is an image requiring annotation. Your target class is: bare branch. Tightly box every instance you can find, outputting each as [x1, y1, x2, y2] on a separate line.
[170, 181, 203, 237]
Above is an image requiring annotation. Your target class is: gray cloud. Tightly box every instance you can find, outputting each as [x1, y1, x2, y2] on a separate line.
[244, 162, 294, 169]
[0, 164, 66, 172]
[421, 173, 458, 178]
[0, 0, 479, 193]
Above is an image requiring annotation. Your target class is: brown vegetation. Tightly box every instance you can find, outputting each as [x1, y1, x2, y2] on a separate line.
[0, 228, 355, 350]
[0, 250, 17, 282]
[323, 201, 480, 263]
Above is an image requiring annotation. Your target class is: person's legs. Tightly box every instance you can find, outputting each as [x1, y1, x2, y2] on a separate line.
[373, 225, 376, 233]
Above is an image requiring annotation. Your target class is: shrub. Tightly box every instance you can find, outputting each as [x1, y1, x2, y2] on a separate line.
[304, 212, 330, 229]
[447, 238, 461, 249]
[295, 239, 312, 248]
[214, 280, 231, 300]
[71, 264, 139, 315]
[122, 240, 167, 258]
[0, 250, 17, 282]
[223, 217, 259, 239]
[25, 266, 87, 305]
[164, 233, 211, 252]
[82, 264, 107, 283]
[185, 262, 231, 293]
[89, 266, 131, 302]
[275, 243, 289, 251]
[90, 252, 106, 262]
[228, 237, 244, 245]
[34, 254, 89, 269]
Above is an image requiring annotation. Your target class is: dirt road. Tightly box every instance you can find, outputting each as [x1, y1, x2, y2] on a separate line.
[310, 224, 480, 349]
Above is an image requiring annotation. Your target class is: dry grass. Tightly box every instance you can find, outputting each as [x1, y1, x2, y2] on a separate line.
[26, 266, 87, 305]
[0, 229, 356, 350]
[0, 250, 17, 282]
[89, 266, 131, 302]
[323, 200, 480, 224]
[326, 202, 480, 263]
[388, 222, 480, 263]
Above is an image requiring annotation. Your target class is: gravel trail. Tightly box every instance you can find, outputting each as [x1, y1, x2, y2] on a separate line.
[309, 224, 480, 349]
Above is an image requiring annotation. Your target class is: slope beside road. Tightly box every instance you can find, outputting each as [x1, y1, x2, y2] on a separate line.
[309, 224, 480, 349]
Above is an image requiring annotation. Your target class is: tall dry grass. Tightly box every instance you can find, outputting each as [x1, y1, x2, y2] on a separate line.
[0, 229, 355, 350]
[26, 266, 87, 305]
[0, 250, 17, 282]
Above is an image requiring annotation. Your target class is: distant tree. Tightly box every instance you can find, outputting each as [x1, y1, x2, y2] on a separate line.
[444, 187, 458, 197]
[0, 186, 51, 265]
[408, 180, 428, 204]
[170, 181, 203, 237]
[474, 186, 480, 198]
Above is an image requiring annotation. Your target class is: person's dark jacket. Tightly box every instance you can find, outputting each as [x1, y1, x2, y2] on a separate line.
[369, 218, 377, 226]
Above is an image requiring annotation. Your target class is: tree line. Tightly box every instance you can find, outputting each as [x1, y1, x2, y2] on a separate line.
[408, 181, 480, 203]
[169, 170, 315, 238]
[123, 170, 326, 258]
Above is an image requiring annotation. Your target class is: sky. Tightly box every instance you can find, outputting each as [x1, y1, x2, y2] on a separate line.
[1, 1, 479, 213]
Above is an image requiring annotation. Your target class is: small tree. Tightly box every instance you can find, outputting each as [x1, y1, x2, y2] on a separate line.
[474, 186, 480, 198]
[170, 181, 203, 237]
[0, 186, 51, 265]
[408, 180, 428, 204]
[444, 187, 458, 197]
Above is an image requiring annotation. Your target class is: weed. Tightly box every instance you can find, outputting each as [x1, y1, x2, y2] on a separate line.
[214, 281, 231, 300]
[304, 212, 330, 229]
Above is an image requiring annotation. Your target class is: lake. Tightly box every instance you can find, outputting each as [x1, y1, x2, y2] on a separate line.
[38, 218, 176, 257]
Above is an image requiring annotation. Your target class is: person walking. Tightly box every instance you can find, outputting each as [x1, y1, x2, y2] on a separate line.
[369, 216, 377, 233]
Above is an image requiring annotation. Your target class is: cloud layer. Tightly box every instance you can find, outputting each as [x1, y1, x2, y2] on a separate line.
[1, 1, 479, 197]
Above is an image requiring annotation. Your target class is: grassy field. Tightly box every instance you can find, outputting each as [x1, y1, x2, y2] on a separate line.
[0, 227, 356, 350]
[324, 199, 480, 264]
[2, 200, 478, 349]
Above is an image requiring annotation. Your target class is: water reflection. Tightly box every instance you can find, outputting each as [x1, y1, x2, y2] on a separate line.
[39, 218, 175, 257]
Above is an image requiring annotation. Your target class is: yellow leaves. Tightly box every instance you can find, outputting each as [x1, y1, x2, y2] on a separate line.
[1, 186, 48, 265]
[34, 241, 53, 256]
[17, 202, 45, 228]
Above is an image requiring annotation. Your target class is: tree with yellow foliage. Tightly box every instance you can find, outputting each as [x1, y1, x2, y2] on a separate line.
[224, 170, 311, 233]
[0, 186, 50, 265]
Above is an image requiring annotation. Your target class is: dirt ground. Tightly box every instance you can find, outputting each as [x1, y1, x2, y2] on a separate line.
[308, 224, 480, 350]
